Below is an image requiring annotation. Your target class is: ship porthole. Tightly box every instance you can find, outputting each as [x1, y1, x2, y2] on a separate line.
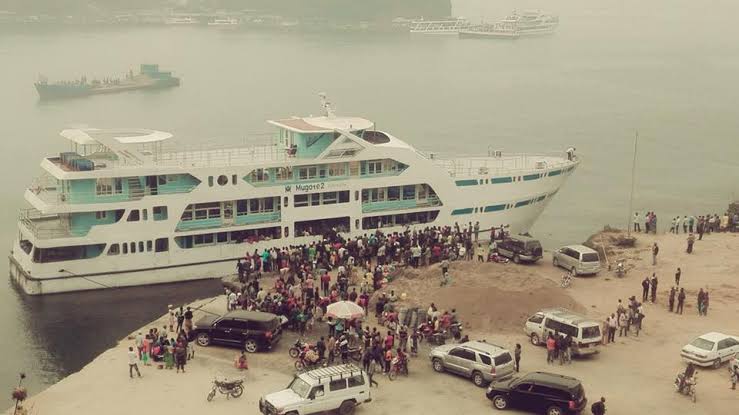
[217, 175, 228, 186]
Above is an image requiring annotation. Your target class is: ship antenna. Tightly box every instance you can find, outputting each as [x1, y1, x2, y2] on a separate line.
[318, 92, 336, 118]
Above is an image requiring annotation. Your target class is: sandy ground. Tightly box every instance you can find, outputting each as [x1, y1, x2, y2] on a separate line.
[11, 230, 739, 415]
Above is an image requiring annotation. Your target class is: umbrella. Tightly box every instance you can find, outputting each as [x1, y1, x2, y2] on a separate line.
[326, 301, 365, 320]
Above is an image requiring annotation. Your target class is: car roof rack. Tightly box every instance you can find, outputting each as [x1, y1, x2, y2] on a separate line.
[304, 364, 364, 383]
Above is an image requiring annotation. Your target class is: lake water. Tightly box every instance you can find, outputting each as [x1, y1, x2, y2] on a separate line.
[1, 0, 738, 407]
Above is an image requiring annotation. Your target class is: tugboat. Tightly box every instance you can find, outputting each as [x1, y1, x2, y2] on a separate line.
[34, 64, 180, 100]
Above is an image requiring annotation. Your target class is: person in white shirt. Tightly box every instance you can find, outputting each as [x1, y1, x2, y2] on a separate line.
[633, 212, 641, 232]
[128, 346, 141, 378]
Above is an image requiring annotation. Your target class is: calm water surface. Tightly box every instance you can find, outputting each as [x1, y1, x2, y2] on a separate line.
[1, 0, 738, 407]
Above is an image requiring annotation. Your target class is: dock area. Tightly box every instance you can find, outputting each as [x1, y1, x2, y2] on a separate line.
[8, 230, 739, 415]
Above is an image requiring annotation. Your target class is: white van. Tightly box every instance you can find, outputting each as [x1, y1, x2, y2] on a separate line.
[524, 308, 602, 356]
[259, 364, 371, 415]
[552, 245, 601, 276]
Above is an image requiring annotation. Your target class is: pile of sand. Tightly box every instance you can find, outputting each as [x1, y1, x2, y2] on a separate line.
[370, 261, 584, 334]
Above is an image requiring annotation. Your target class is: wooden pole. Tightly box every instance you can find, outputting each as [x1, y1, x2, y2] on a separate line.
[627, 131, 639, 236]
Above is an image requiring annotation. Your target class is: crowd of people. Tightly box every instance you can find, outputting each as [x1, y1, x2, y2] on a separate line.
[127, 305, 195, 378]
[634, 211, 739, 235]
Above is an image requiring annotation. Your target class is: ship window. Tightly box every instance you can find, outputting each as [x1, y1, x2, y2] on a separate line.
[264, 198, 275, 211]
[403, 185, 416, 200]
[217, 232, 228, 243]
[32, 244, 106, 263]
[142, 209, 148, 221]
[127, 210, 140, 222]
[95, 178, 123, 196]
[250, 199, 260, 213]
[146, 241, 152, 252]
[355, 219, 359, 229]
[284, 226, 289, 237]
[355, 191, 359, 201]
[339, 191, 349, 203]
[108, 243, 120, 255]
[158, 175, 167, 186]
[322, 192, 338, 205]
[275, 167, 292, 181]
[232, 174, 237, 185]
[366, 160, 383, 175]
[208, 176, 214, 187]
[283, 197, 288, 207]
[96, 211, 108, 220]
[217, 175, 228, 186]
[122, 243, 128, 254]
[418, 185, 427, 200]
[329, 163, 346, 177]
[155, 238, 169, 252]
[153, 206, 168, 221]
[294, 194, 309, 207]
[130, 242, 136, 253]
[387, 186, 400, 201]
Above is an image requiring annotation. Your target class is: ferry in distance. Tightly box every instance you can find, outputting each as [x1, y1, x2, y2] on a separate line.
[459, 10, 558, 39]
[10, 95, 578, 295]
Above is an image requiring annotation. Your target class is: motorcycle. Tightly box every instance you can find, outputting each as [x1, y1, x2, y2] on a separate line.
[615, 261, 626, 278]
[388, 356, 409, 381]
[488, 253, 509, 264]
[207, 378, 244, 401]
[674, 373, 697, 403]
[289, 339, 313, 359]
[561, 272, 573, 288]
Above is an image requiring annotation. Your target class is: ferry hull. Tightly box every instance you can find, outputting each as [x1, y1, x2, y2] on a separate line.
[10, 187, 565, 296]
[35, 78, 180, 100]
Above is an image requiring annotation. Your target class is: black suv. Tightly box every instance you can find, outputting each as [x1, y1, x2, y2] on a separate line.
[486, 371, 587, 415]
[496, 235, 543, 264]
[192, 310, 282, 353]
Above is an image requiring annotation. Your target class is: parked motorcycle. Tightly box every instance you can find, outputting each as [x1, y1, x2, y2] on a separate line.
[289, 339, 313, 359]
[207, 378, 244, 401]
[615, 260, 626, 277]
[388, 357, 409, 381]
[674, 373, 697, 403]
[561, 272, 573, 288]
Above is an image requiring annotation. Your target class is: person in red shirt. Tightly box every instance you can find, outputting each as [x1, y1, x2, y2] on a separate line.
[384, 330, 395, 351]
[546, 334, 556, 364]
[384, 348, 393, 373]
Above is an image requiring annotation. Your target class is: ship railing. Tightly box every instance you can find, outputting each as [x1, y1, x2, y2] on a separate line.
[416, 150, 576, 178]
[154, 139, 287, 167]
[18, 208, 72, 239]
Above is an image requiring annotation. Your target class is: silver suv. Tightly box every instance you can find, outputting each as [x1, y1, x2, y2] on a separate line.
[429, 340, 515, 387]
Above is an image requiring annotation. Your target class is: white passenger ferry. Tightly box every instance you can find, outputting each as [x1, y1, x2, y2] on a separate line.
[10, 96, 578, 295]
[459, 10, 558, 39]
[409, 17, 471, 34]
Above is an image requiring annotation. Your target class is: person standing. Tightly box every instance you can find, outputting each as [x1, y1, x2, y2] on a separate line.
[367, 358, 379, 388]
[618, 312, 628, 337]
[546, 334, 556, 364]
[687, 233, 695, 254]
[668, 287, 676, 312]
[703, 290, 710, 316]
[675, 216, 682, 234]
[682, 216, 688, 233]
[641, 277, 650, 302]
[175, 306, 184, 333]
[128, 346, 142, 378]
[677, 288, 686, 314]
[514, 344, 522, 372]
[591, 397, 606, 415]
[175, 340, 187, 373]
[183, 306, 194, 334]
[650, 273, 658, 303]
[731, 362, 738, 390]
[652, 242, 659, 265]
[675, 268, 682, 286]
[608, 313, 617, 343]
[633, 212, 641, 232]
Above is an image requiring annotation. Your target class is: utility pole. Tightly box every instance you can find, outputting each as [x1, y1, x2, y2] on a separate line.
[627, 131, 639, 236]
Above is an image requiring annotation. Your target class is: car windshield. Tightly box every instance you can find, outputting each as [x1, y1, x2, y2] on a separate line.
[690, 337, 715, 351]
[582, 325, 601, 339]
[581, 253, 600, 262]
[288, 377, 311, 398]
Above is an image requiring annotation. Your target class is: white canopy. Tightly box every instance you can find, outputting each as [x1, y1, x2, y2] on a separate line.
[60, 128, 172, 146]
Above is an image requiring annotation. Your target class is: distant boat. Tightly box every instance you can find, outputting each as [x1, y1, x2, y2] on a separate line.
[409, 17, 470, 34]
[459, 10, 558, 39]
[164, 17, 199, 25]
[207, 17, 239, 26]
[35, 64, 180, 100]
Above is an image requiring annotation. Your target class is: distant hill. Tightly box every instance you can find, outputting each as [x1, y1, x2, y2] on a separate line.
[0, 0, 452, 21]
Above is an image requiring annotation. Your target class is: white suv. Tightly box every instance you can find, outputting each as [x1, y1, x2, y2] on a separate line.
[259, 364, 372, 415]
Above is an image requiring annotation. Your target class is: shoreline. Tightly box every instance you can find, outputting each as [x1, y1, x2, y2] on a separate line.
[9, 228, 739, 415]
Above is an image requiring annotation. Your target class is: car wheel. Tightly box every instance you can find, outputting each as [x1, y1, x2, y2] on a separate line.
[432, 358, 444, 372]
[513, 255, 521, 264]
[338, 400, 356, 415]
[491, 395, 509, 410]
[196, 333, 211, 347]
[553, 257, 559, 267]
[244, 339, 258, 353]
[712, 358, 722, 369]
[571, 267, 578, 277]
[546, 405, 564, 415]
[530, 333, 540, 346]
[472, 371, 485, 387]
